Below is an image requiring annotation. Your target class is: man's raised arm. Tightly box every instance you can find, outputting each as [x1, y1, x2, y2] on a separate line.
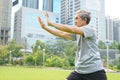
[38, 17, 73, 40]
[46, 12, 84, 36]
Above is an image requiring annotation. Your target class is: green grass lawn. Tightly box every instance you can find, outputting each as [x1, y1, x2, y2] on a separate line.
[0, 66, 120, 80]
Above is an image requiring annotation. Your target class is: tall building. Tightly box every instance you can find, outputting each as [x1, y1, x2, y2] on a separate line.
[105, 17, 120, 42]
[14, 7, 59, 51]
[22, 0, 39, 9]
[43, 0, 53, 12]
[12, 0, 39, 9]
[11, 0, 39, 39]
[113, 19, 120, 42]
[0, 0, 11, 45]
[106, 16, 114, 41]
[42, 0, 61, 15]
[61, 0, 106, 40]
[61, 0, 74, 25]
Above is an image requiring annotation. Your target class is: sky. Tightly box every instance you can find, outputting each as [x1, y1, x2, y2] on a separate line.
[105, 0, 120, 19]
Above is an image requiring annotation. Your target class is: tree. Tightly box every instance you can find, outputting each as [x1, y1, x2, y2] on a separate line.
[31, 40, 46, 66]
[25, 55, 35, 66]
[45, 40, 65, 56]
[98, 40, 107, 49]
[7, 40, 23, 64]
[8, 40, 23, 57]
[46, 56, 70, 67]
[32, 40, 45, 53]
[109, 41, 119, 49]
[46, 40, 76, 66]
[35, 50, 45, 66]
[64, 41, 76, 66]
[7, 40, 16, 51]
[118, 43, 120, 53]
[0, 45, 9, 64]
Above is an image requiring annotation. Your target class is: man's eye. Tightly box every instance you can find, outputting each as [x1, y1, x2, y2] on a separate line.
[75, 17, 79, 19]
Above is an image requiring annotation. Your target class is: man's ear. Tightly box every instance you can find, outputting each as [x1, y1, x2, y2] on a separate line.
[84, 18, 87, 22]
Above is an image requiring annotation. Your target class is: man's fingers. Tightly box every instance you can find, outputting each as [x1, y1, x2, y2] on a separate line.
[45, 12, 49, 18]
[38, 17, 42, 22]
[38, 17, 46, 28]
[38, 17, 43, 24]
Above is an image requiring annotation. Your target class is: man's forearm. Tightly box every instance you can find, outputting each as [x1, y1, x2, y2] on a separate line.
[44, 27, 73, 40]
[49, 22, 76, 34]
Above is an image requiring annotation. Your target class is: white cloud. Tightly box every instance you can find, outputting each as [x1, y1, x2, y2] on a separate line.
[86, 0, 100, 11]
[105, 0, 120, 18]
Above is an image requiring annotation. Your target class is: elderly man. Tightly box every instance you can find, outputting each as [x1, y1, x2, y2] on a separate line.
[38, 10, 107, 80]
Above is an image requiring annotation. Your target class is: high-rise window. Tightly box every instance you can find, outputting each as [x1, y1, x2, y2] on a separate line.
[22, 0, 39, 9]
[30, 0, 33, 8]
[43, 0, 53, 12]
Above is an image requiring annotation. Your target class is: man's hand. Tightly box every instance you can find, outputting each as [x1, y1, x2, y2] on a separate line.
[38, 17, 46, 29]
[45, 12, 52, 26]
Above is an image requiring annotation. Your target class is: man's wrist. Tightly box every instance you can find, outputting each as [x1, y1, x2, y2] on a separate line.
[43, 26, 47, 30]
[48, 21, 53, 26]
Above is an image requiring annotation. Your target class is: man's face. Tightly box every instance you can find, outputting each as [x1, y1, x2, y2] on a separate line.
[74, 15, 86, 27]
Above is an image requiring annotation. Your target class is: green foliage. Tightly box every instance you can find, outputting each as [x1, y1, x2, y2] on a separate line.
[6, 40, 23, 65]
[46, 56, 70, 67]
[45, 40, 76, 67]
[7, 40, 16, 51]
[109, 41, 119, 49]
[12, 46, 23, 57]
[109, 57, 120, 71]
[117, 64, 120, 70]
[118, 43, 120, 50]
[98, 40, 107, 49]
[32, 40, 46, 53]
[0, 58, 3, 64]
[0, 46, 9, 58]
[34, 50, 44, 66]
[12, 59, 24, 65]
[98, 40, 120, 50]
[46, 40, 76, 56]
[0, 45, 9, 64]
[8, 40, 23, 56]
[25, 55, 35, 66]
[24, 50, 45, 66]
[30, 40, 46, 66]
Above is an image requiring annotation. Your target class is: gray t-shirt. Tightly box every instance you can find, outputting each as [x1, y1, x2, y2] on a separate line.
[73, 25, 103, 74]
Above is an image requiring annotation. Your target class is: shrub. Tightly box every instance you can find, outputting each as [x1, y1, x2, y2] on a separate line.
[25, 55, 35, 66]
[46, 56, 70, 68]
[117, 64, 120, 70]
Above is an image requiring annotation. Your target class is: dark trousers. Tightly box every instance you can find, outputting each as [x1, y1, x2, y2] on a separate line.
[66, 70, 107, 80]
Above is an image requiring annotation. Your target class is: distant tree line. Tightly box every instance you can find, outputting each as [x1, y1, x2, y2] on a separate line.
[0, 40, 120, 71]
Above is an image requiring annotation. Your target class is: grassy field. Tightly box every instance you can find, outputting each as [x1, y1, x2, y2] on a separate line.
[0, 66, 120, 80]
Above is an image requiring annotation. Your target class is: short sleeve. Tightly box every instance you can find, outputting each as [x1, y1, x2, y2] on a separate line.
[80, 26, 95, 38]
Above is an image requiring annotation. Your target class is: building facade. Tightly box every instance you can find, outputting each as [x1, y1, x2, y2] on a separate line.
[61, 0, 74, 25]
[14, 7, 59, 51]
[43, 0, 53, 12]
[11, 0, 39, 39]
[61, 0, 106, 40]
[22, 0, 39, 9]
[105, 17, 120, 42]
[106, 16, 114, 41]
[113, 19, 120, 42]
[0, 0, 11, 45]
